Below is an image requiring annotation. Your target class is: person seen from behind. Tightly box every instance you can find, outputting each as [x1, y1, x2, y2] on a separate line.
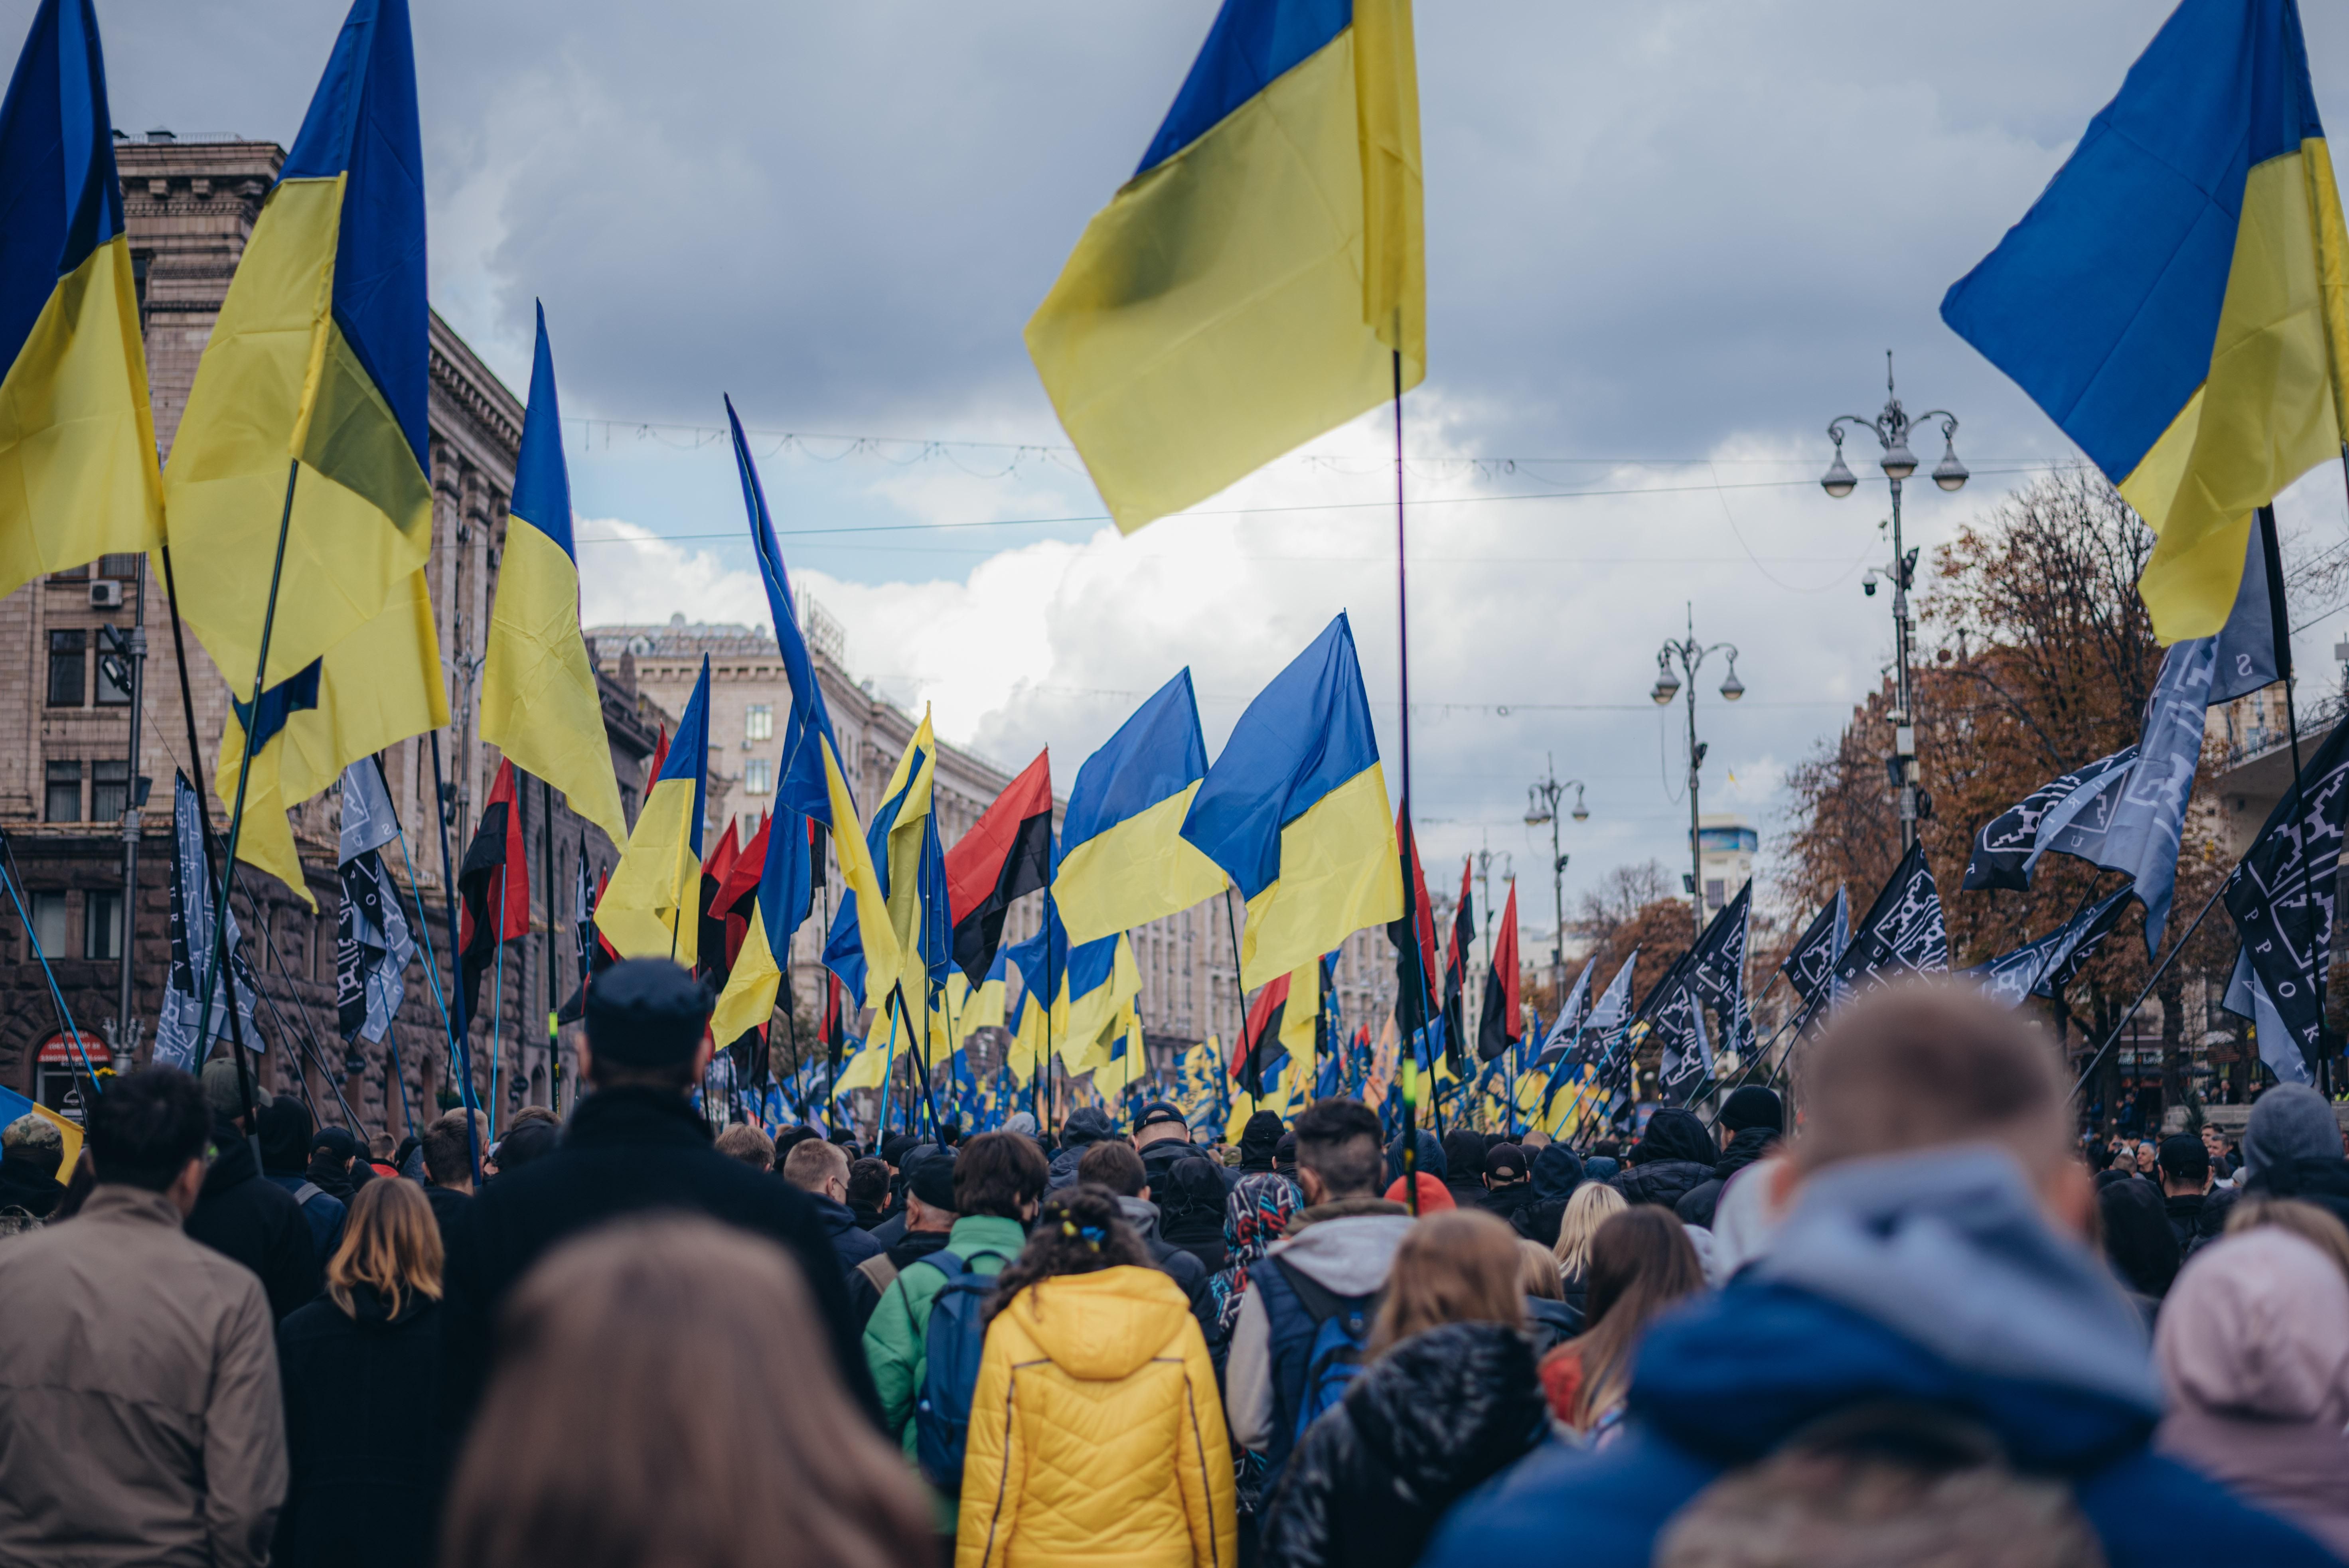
[1549, 1179, 1626, 1322]
[785, 1134, 885, 1275]
[1079, 1138, 1212, 1316]
[2154, 1204, 2349, 1558]
[1477, 1142, 1531, 1228]
[955, 1185, 1235, 1568]
[419, 1108, 485, 1241]
[188, 1057, 320, 1321]
[2097, 1173, 2181, 1320]
[1259, 1209, 1547, 1568]
[1607, 1106, 1717, 1212]
[2155, 1132, 2213, 1252]
[1539, 1205, 1705, 1441]
[848, 1154, 892, 1230]
[1203, 1170, 1303, 1365]
[259, 1099, 349, 1269]
[0, 1066, 285, 1568]
[1675, 1085, 1781, 1228]
[847, 1145, 959, 1329]
[0, 1108, 67, 1219]
[2200, 1082, 2349, 1236]
[1427, 979, 2343, 1568]
[274, 1177, 448, 1568]
[442, 1217, 930, 1568]
[1509, 1142, 1584, 1246]
[1518, 1237, 1580, 1354]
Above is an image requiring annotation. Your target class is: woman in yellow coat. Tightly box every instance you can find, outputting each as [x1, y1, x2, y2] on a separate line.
[957, 1186, 1237, 1568]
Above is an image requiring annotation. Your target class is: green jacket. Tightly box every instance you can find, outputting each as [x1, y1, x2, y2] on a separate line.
[861, 1213, 1028, 1457]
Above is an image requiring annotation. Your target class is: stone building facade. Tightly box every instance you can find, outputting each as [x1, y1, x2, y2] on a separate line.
[0, 133, 654, 1136]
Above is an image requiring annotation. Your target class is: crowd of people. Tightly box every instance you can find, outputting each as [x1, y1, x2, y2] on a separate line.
[1, 961, 2346, 1566]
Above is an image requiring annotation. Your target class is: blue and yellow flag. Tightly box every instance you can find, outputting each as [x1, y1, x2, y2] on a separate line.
[0, 0, 160, 600]
[824, 708, 950, 1024]
[1026, 0, 1424, 531]
[1942, 0, 2349, 641]
[597, 655, 710, 964]
[482, 304, 625, 848]
[1182, 613, 1401, 986]
[166, 0, 434, 695]
[1054, 669, 1230, 945]
[1004, 908, 1071, 1084]
[709, 398, 896, 1041]
[1062, 929, 1141, 1077]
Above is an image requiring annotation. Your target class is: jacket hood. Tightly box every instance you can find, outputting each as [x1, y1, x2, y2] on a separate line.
[1346, 1321, 1546, 1493]
[1060, 1107, 1116, 1149]
[1631, 1108, 1716, 1168]
[343, 1279, 437, 1330]
[1530, 1144, 1582, 1201]
[1267, 1211, 1415, 1295]
[806, 1191, 859, 1237]
[1632, 1145, 2160, 1472]
[1384, 1128, 1445, 1185]
[1714, 1124, 1777, 1181]
[2158, 1229, 2349, 1426]
[1113, 1194, 1167, 1245]
[1010, 1264, 1192, 1379]
[200, 1114, 259, 1196]
[2242, 1083, 2339, 1179]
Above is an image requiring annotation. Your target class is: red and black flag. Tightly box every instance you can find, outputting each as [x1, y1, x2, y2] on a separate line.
[556, 860, 616, 1025]
[822, 966, 849, 1069]
[946, 749, 1054, 987]
[1233, 970, 1294, 1099]
[1387, 807, 1439, 1036]
[1477, 880, 1522, 1061]
[457, 759, 530, 1024]
[1441, 858, 1473, 1073]
[696, 819, 743, 988]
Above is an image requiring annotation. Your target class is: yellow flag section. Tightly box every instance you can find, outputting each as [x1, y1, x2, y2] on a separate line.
[1026, 0, 1423, 532]
[1060, 932, 1141, 1077]
[1180, 613, 1400, 988]
[1940, 0, 2349, 640]
[480, 304, 625, 847]
[596, 656, 710, 964]
[877, 709, 946, 1020]
[0, 0, 162, 601]
[0, 1083, 80, 1176]
[213, 569, 445, 906]
[163, 0, 434, 695]
[1053, 670, 1229, 945]
[834, 1035, 891, 1095]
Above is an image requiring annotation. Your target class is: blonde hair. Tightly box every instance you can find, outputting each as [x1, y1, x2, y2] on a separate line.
[326, 1177, 444, 1320]
[1519, 1238, 1564, 1300]
[1370, 1209, 1526, 1355]
[2225, 1197, 2349, 1286]
[1552, 1181, 1627, 1276]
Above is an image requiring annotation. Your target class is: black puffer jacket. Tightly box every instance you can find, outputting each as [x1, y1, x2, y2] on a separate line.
[274, 1283, 446, 1568]
[186, 1114, 322, 1322]
[1258, 1321, 1546, 1568]
[1611, 1108, 1717, 1213]
[1675, 1126, 1778, 1229]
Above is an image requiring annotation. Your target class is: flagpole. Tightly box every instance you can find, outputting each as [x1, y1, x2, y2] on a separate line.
[156, 543, 261, 1162]
[2069, 878, 2229, 1101]
[541, 773, 559, 1116]
[1220, 888, 1257, 1109]
[429, 731, 483, 1186]
[2256, 504, 2325, 1095]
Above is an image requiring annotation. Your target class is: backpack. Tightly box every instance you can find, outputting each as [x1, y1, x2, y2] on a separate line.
[1255, 1256, 1382, 1487]
[855, 1251, 901, 1298]
[912, 1248, 1011, 1492]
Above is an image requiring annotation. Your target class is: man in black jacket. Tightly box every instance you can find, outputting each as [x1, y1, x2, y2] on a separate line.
[1676, 1087, 1783, 1229]
[1610, 1107, 1718, 1213]
[186, 1060, 319, 1322]
[438, 960, 879, 1444]
[1078, 1140, 1212, 1316]
[1440, 1130, 1489, 1213]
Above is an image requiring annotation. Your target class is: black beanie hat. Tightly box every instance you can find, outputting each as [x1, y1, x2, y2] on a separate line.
[584, 959, 712, 1068]
[1719, 1085, 1785, 1135]
[907, 1148, 958, 1211]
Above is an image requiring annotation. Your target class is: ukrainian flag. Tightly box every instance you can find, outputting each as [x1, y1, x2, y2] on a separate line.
[1054, 669, 1231, 945]
[947, 943, 1010, 1070]
[0, 0, 161, 602]
[213, 566, 445, 907]
[1062, 929, 1140, 1077]
[824, 708, 951, 1024]
[709, 399, 895, 1041]
[1005, 911, 1070, 1083]
[1942, 0, 2349, 641]
[1182, 612, 1402, 986]
[596, 655, 710, 964]
[481, 304, 625, 848]
[164, 0, 434, 695]
[1026, 0, 1424, 532]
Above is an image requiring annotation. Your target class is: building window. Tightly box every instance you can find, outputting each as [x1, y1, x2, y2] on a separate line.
[28, 891, 68, 957]
[97, 553, 141, 580]
[45, 761, 81, 822]
[1705, 878, 1725, 911]
[746, 704, 774, 742]
[91, 761, 129, 824]
[743, 758, 771, 795]
[740, 812, 764, 842]
[47, 630, 85, 706]
[84, 890, 120, 961]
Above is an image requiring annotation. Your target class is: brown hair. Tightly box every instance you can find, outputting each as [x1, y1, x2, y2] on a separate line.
[1553, 1206, 1704, 1430]
[955, 1130, 1048, 1219]
[782, 1136, 848, 1192]
[2225, 1197, 2349, 1286]
[327, 1177, 444, 1320]
[1076, 1139, 1147, 1197]
[1519, 1238, 1564, 1301]
[986, 1185, 1151, 1324]
[713, 1123, 776, 1172]
[1793, 980, 2069, 1177]
[441, 1218, 930, 1568]
[1369, 1209, 1526, 1355]
[423, 1108, 488, 1187]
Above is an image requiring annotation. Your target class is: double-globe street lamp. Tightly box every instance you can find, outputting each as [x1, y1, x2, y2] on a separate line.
[1524, 757, 1588, 1009]
[1820, 353, 1968, 851]
[1652, 613, 1746, 937]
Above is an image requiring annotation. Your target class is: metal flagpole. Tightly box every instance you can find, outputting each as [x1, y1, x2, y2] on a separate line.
[1222, 888, 1257, 1110]
[114, 555, 149, 1066]
[428, 732, 482, 1184]
[541, 775, 559, 1115]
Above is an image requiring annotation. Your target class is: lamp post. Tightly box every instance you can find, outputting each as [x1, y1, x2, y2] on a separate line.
[1820, 352, 1967, 852]
[1652, 607, 1745, 937]
[1524, 757, 1588, 1008]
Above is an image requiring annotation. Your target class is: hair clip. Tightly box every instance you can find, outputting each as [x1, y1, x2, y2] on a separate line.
[1060, 1219, 1078, 1237]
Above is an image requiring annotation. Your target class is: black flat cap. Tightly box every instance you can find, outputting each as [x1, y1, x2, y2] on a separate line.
[584, 959, 713, 1067]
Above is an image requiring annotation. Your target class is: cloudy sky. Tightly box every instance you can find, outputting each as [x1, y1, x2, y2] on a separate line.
[75, 0, 2349, 943]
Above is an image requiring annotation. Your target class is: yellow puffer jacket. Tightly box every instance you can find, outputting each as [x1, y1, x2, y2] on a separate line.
[957, 1264, 1236, 1568]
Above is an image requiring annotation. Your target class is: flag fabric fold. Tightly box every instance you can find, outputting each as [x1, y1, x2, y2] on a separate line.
[596, 655, 710, 964]
[1476, 880, 1520, 1061]
[947, 749, 1055, 986]
[1780, 887, 1848, 1013]
[335, 756, 411, 1044]
[2223, 714, 2349, 1074]
[152, 774, 261, 1070]
[1832, 842, 1950, 998]
[1965, 884, 2136, 1009]
[456, 759, 529, 1024]
[1054, 670, 1230, 945]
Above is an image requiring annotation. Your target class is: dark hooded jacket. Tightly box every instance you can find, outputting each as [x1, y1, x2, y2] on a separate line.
[1045, 1107, 1119, 1193]
[274, 1282, 446, 1568]
[1439, 1131, 1488, 1213]
[1382, 1128, 1445, 1188]
[1422, 1147, 2342, 1568]
[808, 1190, 885, 1275]
[1510, 1145, 1585, 1247]
[2098, 1177, 2181, 1307]
[437, 1085, 877, 1443]
[0, 1157, 65, 1219]
[1610, 1109, 1716, 1212]
[188, 1113, 323, 1322]
[1240, 1111, 1287, 1176]
[1259, 1321, 1547, 1568]
[1676, 1126, 1779, 1229]
[1157, 1154, 1233, 1273]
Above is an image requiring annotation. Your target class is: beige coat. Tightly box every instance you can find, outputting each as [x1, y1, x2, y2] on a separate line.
[0, 1185, 287, 1567]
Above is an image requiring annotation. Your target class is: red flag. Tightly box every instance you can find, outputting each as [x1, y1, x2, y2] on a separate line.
[1388, 809, 1439, 1035]
[1477, 881, 1522, 1061]
[645, 724, 669, 790]
[457, 760, 530, 1022]
[1441, 858, 1474, 1071]
[714, 813, 769, 970]
[945, 749, 1054, 987]
[1232, 971, 1295, 1095]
